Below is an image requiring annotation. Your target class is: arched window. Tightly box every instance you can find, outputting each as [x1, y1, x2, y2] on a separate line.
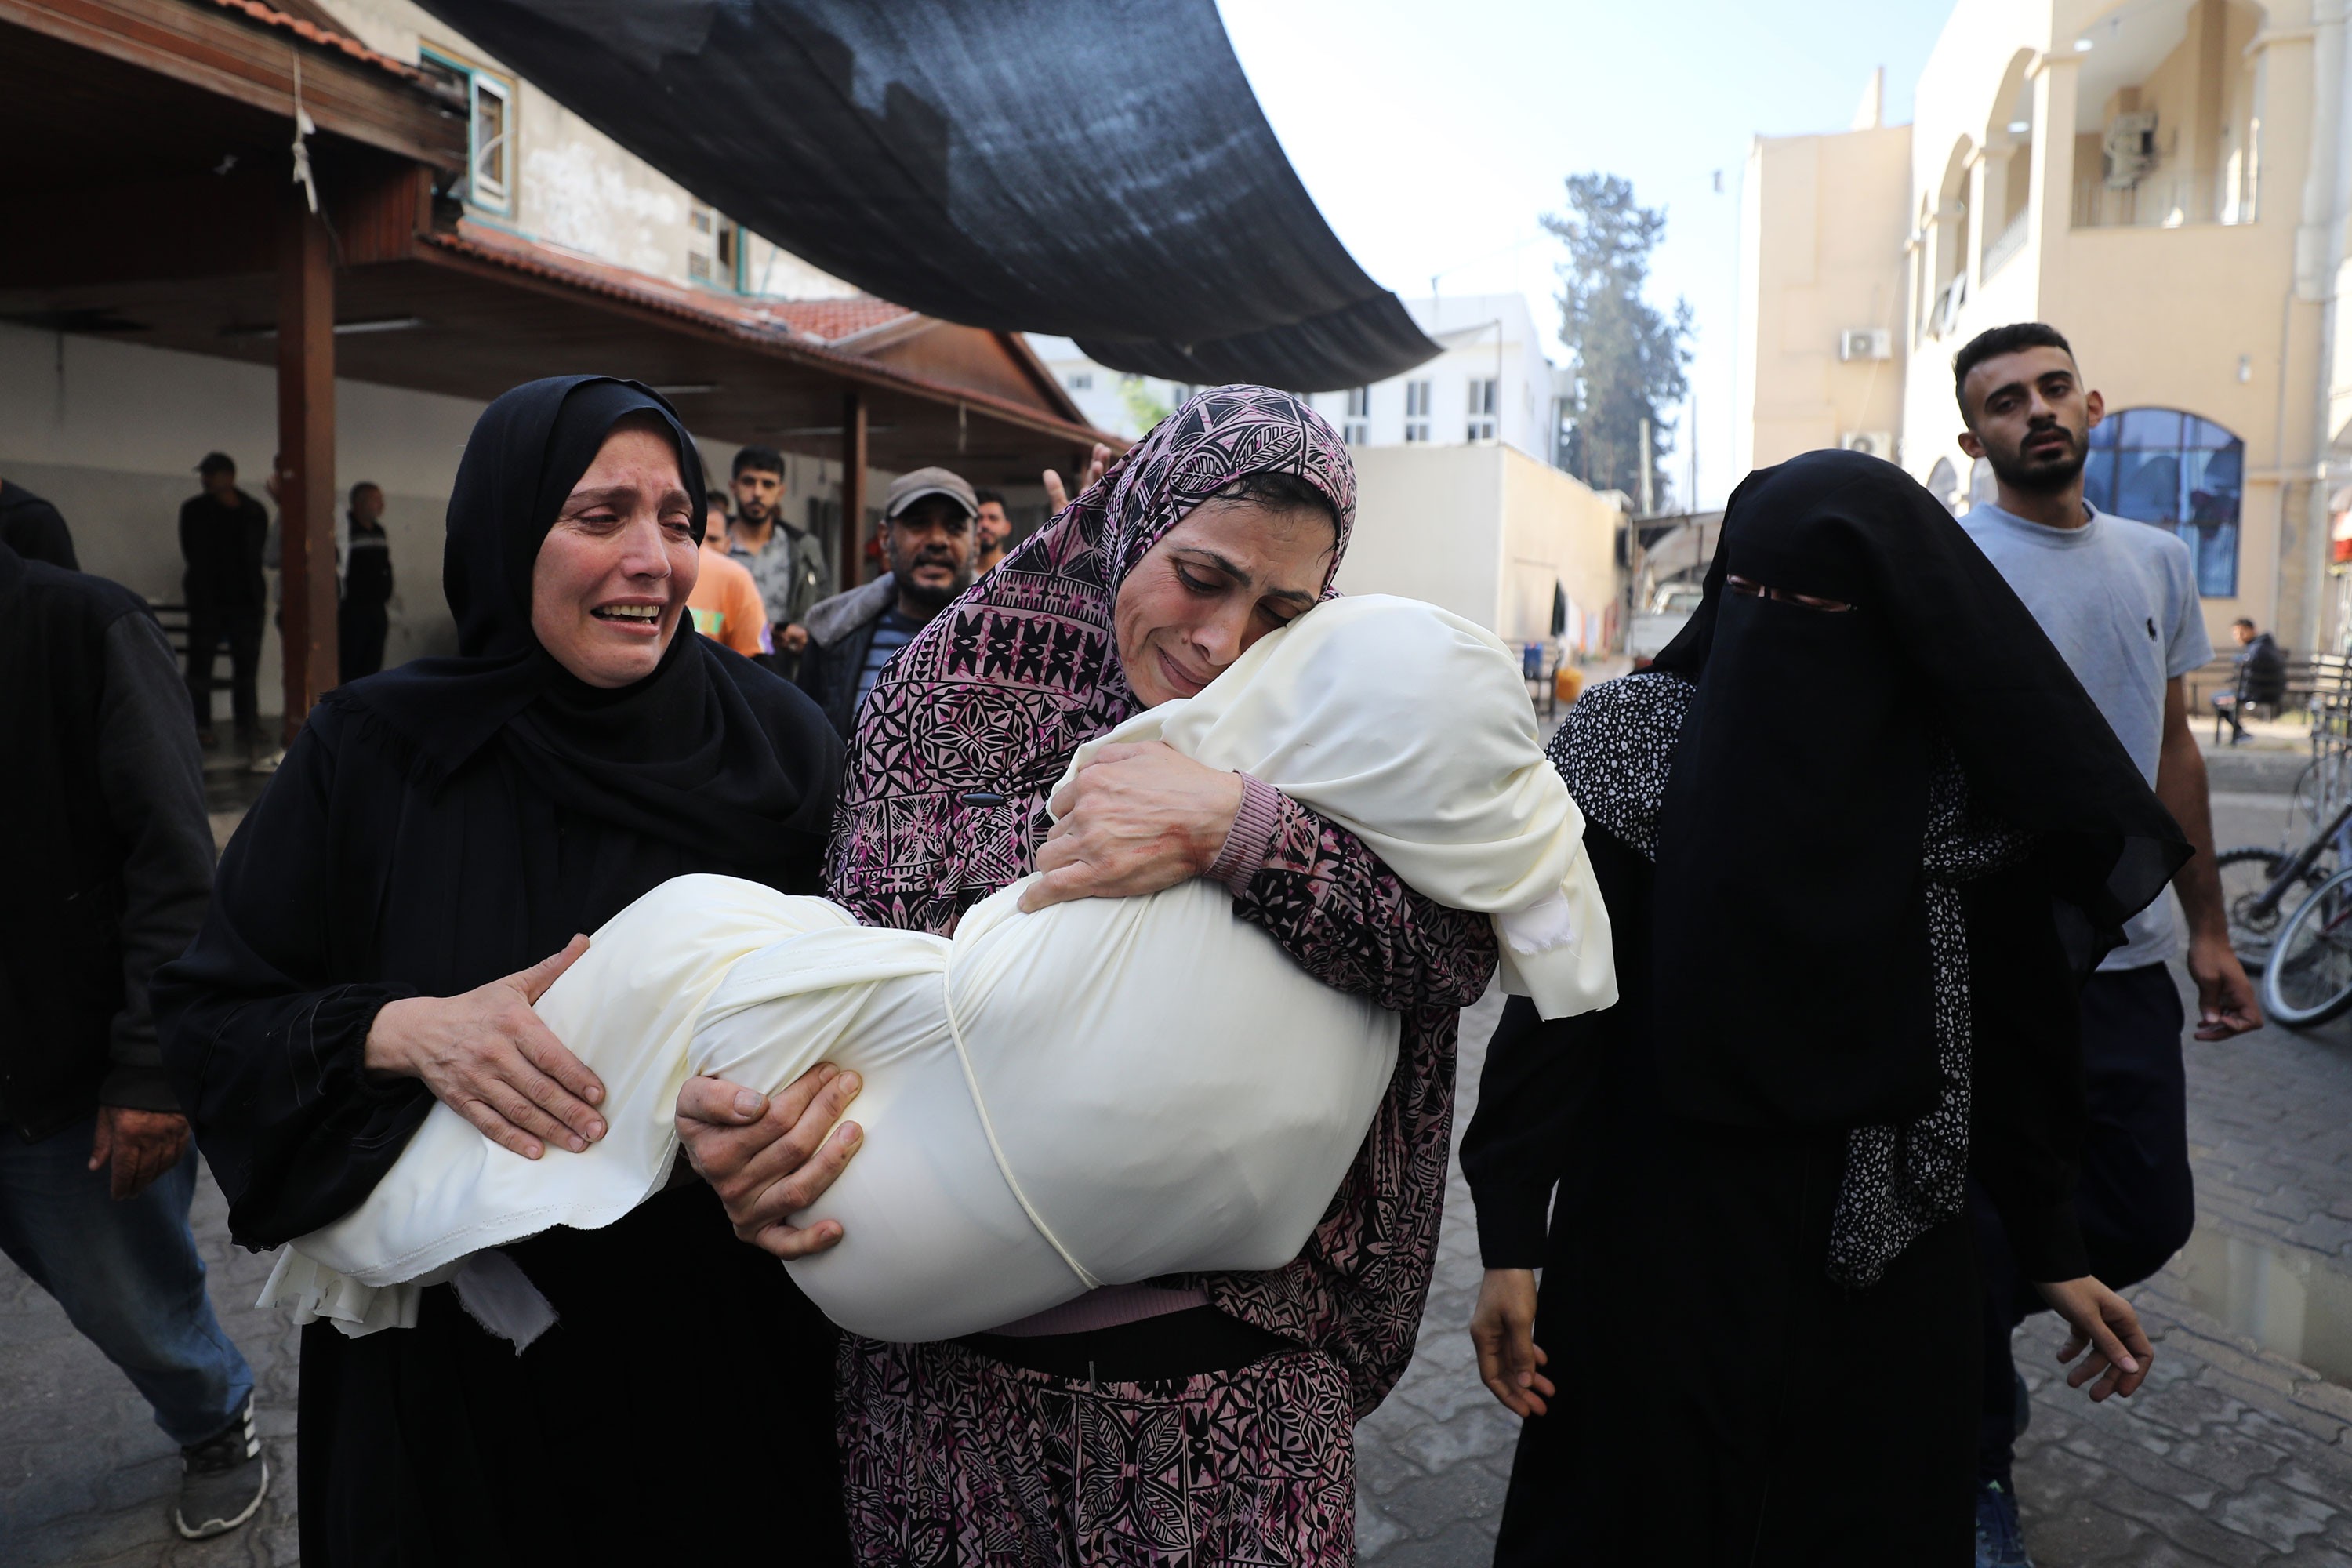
[1926, 456, 1961, 516]
[2085, 409, 2245, 597]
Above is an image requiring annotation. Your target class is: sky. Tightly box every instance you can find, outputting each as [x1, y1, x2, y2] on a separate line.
[1217, 0, 1959, 510]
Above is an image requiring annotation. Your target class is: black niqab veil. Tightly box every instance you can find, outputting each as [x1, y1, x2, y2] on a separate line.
[343, 376, 837, 884]
[1648, 449, 2187, 1129]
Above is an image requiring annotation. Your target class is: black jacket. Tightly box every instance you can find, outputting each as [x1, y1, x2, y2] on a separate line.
[343, 513, 394, 608]
[179, 489, 270, 616]
[2238, 631, 2287, 706]
[0, 480, 77, 569]
[794, 574, 898, 738]
[0, 544, 212, 1139]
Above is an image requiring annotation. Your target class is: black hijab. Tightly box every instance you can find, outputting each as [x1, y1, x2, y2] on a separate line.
[1648, 449, 2186, 1129]
[340, 376, 838, 884]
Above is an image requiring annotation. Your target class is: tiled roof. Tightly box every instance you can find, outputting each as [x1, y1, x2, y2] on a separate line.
[442, 224, 918, 347]
[203, 0, 435, 86]
[767, 296, 915, 342]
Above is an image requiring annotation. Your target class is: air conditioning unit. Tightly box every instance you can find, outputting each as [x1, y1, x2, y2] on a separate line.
[1838, 328, 1893, 362]
[1838, 431, 1896, 460]
[2103, 112, 2158, 189]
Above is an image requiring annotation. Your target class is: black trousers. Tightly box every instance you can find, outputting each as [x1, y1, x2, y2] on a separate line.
[186, 608, 263, 735]
[339, 598, 388, 680]
[1970, 962, 2193, 1483]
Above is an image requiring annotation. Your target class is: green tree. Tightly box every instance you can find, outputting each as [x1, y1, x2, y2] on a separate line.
[1544, 173, 1693, 510]
[1119, 375, 1174, 437]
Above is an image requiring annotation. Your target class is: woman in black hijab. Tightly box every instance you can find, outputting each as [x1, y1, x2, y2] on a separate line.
[1461, 450, 2185, 1564]
[155, 378, 851, 1565]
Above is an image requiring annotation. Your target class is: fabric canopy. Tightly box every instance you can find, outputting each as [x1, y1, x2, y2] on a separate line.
[411, 0, 1440, 390]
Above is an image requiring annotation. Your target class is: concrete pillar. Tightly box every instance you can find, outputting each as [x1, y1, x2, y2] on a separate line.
[2030, 51, 2079, 257]
[1967, 149, 1990, 288]
[2291, 1, 2352, 648]
[2187, 0, 2228, 221]
[276, 183, 336, 744]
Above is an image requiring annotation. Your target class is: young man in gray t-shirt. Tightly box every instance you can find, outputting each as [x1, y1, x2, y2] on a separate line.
[1951, 322, 2259, 1566]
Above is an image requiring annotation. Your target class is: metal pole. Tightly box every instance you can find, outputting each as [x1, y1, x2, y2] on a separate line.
[1638, 416, 1654, 516]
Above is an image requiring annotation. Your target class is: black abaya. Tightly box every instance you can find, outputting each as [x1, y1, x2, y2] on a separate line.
[1471, 832, 1980, 1566]
[1462, 451, 2187, 1565]
[154, 379, 848, 1565]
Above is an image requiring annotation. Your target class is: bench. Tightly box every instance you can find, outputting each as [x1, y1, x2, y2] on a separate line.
[2194, 652, 2352, 742]
[148, 601, 191, 659]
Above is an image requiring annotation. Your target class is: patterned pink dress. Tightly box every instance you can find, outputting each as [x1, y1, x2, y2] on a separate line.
[824, 387, 1497, 1564]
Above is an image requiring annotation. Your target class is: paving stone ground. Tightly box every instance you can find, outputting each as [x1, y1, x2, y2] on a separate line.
[8, 764, 2352, 1563]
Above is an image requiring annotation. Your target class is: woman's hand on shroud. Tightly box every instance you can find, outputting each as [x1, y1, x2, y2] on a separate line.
[1471, 1268, 1555, 1418]
[1020, 742, 1245, 913]
[2034, 1276, 2154, 1401]
[362, 935, 608, 1161]
[674, 1065, 863, 1259]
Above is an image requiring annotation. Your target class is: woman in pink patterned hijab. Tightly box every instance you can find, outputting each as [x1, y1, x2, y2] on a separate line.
[686, 386, 1497, 1566]
[828, 383, 1357, 935]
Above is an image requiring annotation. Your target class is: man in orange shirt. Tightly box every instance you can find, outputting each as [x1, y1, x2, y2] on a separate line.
[688, 490, 771, 659]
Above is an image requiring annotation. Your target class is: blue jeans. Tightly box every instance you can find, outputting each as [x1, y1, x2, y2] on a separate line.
[0, 1114, 255, 1447]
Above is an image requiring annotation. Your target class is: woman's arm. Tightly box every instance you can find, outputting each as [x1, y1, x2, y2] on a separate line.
[154, 710, 608, 1247]
[1962, 865, 2093, 1287]
[1227, 789, 1497, 1013]
[154, 713, 429, 1246]
[1022, 742, 1499, 1011]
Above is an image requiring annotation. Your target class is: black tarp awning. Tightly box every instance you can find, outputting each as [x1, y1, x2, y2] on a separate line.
[411, 0, 1439, 391]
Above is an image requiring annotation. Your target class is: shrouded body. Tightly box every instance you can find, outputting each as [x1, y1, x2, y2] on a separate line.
[260, 596, 1616, 1341]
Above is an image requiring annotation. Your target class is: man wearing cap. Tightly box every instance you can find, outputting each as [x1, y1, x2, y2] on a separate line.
[795, 466, 977, 737]
[178, 454, 270, 750]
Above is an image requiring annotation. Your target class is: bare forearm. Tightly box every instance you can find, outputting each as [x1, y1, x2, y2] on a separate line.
[2156, 730, 2224, 941]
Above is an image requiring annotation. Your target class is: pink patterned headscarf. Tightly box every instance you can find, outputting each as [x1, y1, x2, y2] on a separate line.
[826, 384, 1356, 934]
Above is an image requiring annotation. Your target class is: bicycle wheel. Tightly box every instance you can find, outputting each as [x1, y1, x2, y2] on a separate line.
[2220, 846, 2327, 960]
[2262, 866, 2352, 1028]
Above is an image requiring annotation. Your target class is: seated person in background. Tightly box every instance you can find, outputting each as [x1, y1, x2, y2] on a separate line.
[687, 489, 771, 657]
[795, 467, 977, 737]
[2214, 615, 2286, 744]
[254, 593, 1616, 1352]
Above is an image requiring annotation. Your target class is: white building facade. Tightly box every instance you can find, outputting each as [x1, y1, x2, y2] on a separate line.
[1029, 294, 1630, 653]
[1030, 293, 1570, 463]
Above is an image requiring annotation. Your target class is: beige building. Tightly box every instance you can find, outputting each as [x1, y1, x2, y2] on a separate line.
[1735, 75, 1915, 477]
[1738, 0, 2352, 652]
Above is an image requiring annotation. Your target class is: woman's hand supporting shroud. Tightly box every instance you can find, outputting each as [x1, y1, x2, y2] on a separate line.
[362, 935, 608, 1161]
[675, 1065, 864, 1259]
[1019, 742, 1244, 913]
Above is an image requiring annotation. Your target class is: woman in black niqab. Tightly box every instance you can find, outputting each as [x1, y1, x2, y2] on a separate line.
[155, 377, 849, 1565]
[1461, 450, 2186, 1565]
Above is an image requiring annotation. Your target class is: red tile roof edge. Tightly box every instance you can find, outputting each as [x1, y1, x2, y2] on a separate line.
[202, 0, 441, 89]
[773, 296, 916, 342]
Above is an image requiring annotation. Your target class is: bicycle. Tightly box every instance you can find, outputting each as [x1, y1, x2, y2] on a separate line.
[2219, 789, 2352, 964]
[2263, 863, 2352, 1027]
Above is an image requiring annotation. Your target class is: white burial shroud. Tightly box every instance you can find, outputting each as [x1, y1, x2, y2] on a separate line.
[260, 595, 1618, 1344]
